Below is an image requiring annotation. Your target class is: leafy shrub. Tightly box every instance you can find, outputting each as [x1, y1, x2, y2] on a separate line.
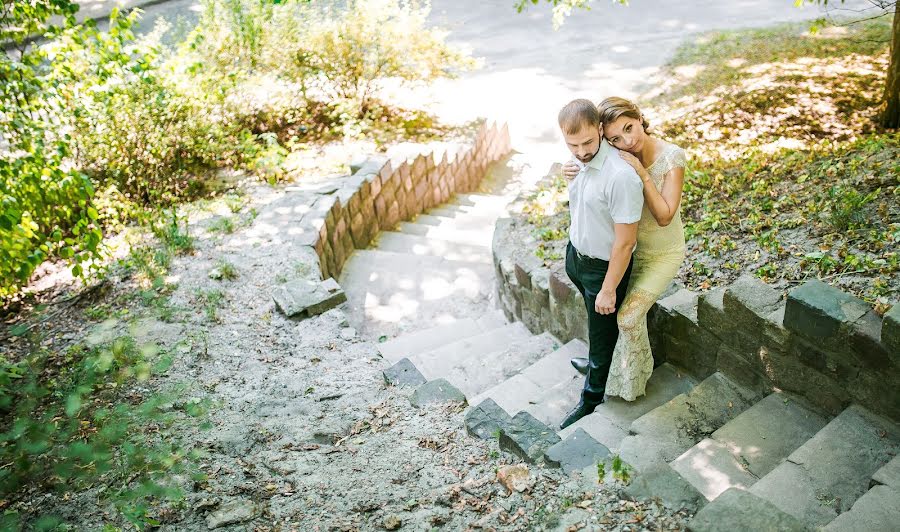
[0, 333, 202, 529]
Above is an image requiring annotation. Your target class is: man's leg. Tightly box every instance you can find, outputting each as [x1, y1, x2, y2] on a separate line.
[581, 257, 633, 404]
[560, 255, 633, 429]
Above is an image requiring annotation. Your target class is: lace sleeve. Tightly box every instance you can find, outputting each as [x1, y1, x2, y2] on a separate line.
[668, 146, 687, 171]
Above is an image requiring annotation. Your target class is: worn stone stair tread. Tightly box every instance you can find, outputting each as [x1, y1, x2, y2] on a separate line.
[373, 232, 491, 264]
[425, 206, 464, 218]
[410, 213, 449, 226]
[525, 372, 583, 427]
[468, 339, 587, 416]
[475, 309, 508, 332]
[398, 221, 493, 246]
[378, 317, 504, 364]
[559, 363, 696, 453]
[687, 487, 812, 532]
[671, 392, 831, 501]
[822, 485, 900, 532]
[341, 249, 493, 301]
[617, 372, 761, 471]
[748, 404, 900, 528]
[411, 328, 561, 398]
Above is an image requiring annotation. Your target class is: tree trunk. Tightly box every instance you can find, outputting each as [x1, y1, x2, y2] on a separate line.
[882, 1, 900, 128]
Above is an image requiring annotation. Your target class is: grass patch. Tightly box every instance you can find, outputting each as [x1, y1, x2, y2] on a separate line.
[651, 17, 897, 311]
[194, 289, 226, 322]
[524, 16, 897, 310]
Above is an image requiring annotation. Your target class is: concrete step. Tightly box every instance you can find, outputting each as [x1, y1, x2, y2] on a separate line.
[670, 392, 830, 501]
[617, 372, 761, 471]
[398, 221, 493, 247]
[748, 404, 900, 528]
[559, 363, 697, 453]
[373, 232, 492, 264]
[410, 325, 561, 398]
[378, 315, 506, 364]
[469, 340, 588, 418]
[823, 485, 900, 532]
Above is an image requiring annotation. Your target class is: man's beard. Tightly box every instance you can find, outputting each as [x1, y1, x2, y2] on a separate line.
[579, 145, 601, 163]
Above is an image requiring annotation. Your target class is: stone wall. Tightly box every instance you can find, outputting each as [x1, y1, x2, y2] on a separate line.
[492, 215, 900, 422]
[295, 122, 511, 280]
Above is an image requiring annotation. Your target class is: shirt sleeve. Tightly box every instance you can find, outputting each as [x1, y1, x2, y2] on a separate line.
[608, 168, 644, 224]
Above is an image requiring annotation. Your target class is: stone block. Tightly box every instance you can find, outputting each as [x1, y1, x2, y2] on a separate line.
[723, 275, 783, 329]
[409, 379, 467, 408]
[697, 287, 730, 339]
[465, 398, 513, 440]
[687, 488, 810, 532]
[716, 344, 772, 396]
[623, 463, 706, 512]
[850, 310, 895, 370]
[662, 333, 717, 379]
[531, 268, 551, 308]
[383, 358, 427, 387]
[367, 173, 383, 198]
[498, 411, 561, 464]
[550, 272, 574, 303]
[884, 304, 900, 356]
[784, 279, 870, 350]
[872, 455, 900, 489]
[544, 428, 610, 474]
[273, 279, 346, 319]
[351, 155, 388, 177]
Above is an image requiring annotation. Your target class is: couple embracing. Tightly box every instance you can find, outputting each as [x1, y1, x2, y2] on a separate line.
[557, 97, 687, 430]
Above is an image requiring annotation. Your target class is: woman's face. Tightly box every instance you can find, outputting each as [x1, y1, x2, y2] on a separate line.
[604, 115, 646, 154]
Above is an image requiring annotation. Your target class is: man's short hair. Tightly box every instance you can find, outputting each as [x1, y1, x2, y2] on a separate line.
[558, 99, 600, 135]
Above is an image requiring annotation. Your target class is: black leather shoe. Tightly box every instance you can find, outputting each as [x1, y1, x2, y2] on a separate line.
[559, 400, 597, 430]
[570, 357, 589, 375]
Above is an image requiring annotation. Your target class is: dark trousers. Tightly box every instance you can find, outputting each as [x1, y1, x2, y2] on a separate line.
[565, 241, 633, 406]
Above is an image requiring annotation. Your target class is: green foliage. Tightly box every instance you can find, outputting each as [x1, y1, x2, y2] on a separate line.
[194, 288, 226, 322]
[611, 454, 631, 483]
[514, 0, 627, 28]
[0, 332, 202, 528]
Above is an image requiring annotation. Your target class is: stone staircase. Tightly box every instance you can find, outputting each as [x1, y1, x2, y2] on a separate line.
[342, 190, 900, 532]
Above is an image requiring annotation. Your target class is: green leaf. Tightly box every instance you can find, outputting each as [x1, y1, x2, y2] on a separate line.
[66, 394, 82, 416]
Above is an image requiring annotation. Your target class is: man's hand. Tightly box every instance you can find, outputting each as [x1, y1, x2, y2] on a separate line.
[562, 161, 581, 180]
[595, 288, 616, 315]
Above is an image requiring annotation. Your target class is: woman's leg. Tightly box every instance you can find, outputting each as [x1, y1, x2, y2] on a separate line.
[605, 288, 658, 401]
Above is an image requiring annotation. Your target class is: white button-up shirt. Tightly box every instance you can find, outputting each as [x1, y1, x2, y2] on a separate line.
[568, 140, 644, 261]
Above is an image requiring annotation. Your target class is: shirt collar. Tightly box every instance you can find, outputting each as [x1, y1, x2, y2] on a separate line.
[585, 139, 611, 172]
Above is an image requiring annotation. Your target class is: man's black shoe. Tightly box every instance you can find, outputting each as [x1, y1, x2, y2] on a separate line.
[559, 400, 598, 430]
[570, 357, 589, 375]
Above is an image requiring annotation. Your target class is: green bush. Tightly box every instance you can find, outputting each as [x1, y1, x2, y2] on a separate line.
[0, 333, 202, 529]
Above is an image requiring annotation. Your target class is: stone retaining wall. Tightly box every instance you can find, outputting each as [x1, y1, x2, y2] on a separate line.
[296, 122, 511, 280]
[493, 216, 900, 422]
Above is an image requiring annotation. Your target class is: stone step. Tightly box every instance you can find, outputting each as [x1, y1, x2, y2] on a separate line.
[748, 404, 900, 528]
[468, 339, 587, 417]
[378, 315, 506, 364]
[823, 485, 900, 532]
[398, 221, 494, 247]
[670, 392, 830, 501]
[559, 363, 697, 453]
[475, 309, 508, 331]
[410, 326, 561, 398]
[525, 371, 583, 427]
[617, 372, 761, 471]
[373, 232, 492, 264]
[339, 249, 494, 335]
[425, 206, 464, 218]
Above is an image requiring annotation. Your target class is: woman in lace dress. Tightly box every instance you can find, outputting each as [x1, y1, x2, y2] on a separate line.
[564, 97, 687, 401]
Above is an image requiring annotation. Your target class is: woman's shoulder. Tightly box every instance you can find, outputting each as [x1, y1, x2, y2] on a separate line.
[653, 140, 687, 170]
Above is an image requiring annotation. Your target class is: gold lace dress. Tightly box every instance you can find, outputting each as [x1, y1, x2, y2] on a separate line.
[605, 143, 687, 401]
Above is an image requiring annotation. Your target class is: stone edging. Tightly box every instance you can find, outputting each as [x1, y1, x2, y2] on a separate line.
[492, 215, 900, 422]
[300, 122, 511, 280]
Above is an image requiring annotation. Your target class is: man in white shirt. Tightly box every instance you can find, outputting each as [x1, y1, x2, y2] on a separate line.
[557, 99, 643, 430]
